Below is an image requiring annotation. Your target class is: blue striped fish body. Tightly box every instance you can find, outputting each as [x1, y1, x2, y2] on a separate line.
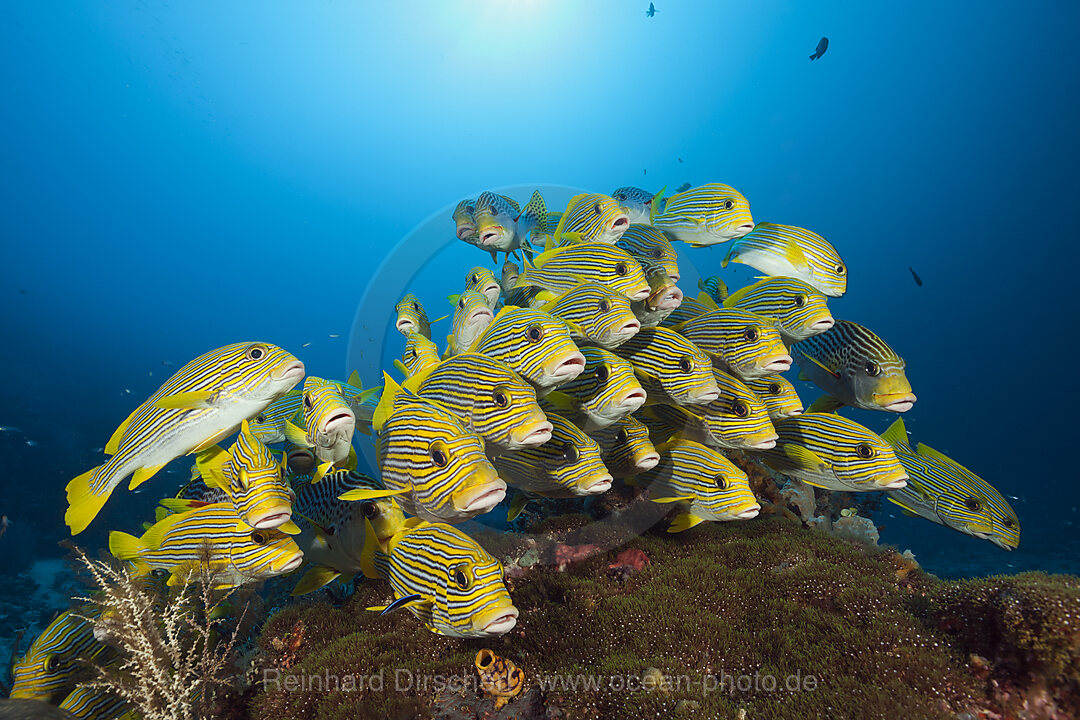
[290, 470, 406, 593]
[659, 294, 714, 329]
[248, 391, 304, 444]
[630, 267, 685, 329]
[65, 343, 305, 535]
[290, 377, 356, 465]
[882, 418, 1019, 550]
[176, 475, 229, 505]
[514, 243, 651, 301]
[541, 282, 641, 349]
[723, 278, 834, 344]
[107, 503, 304, 588]
[792, 320, 916, 413]
[463, 266, 502, 307]
[589, 415, 660, 477]
[542, 347, 646, 431]
[723, 222, 847, 297]
[453, 198, 478, 242]
[492, 414, 612, 497]
[639, 437, 760, 531]
[369, 520, 518, 638]
[759, 413, 908, 492]
[611, 188, 661, 225]
[610, 327, 719, 407]
[376, 401, 506, 523]
[395, 294, 433, 339]
[398, 353, 552, 452]
[502, 283, 548, 309]
[446, 289, 495, 356]
[651, 183, 754, 246]
[743, 375, 804, 419]
[675, 309, 793, 379]
[471, 307, 586, 390]
[397, 333, 441, 378]
[57, 686, 129, 720]
[615, 224, 680, 280]
[552, 193, 630, 245]
[10, 607, 113, 702]
[697, 276, 729, 304]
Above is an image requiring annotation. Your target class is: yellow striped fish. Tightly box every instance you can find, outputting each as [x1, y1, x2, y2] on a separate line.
[57, 686, 130, 720]
[697, 276, 729, 304]
[674, 308, 793, 379]
[631, 267, 685, 329]
[514, 243, 651, 301]
[395, 294, 433, 338]
[285, 376, 356, 470]
[611, 187, 664, 226]
[289, 469, 407, 595]
[65, 343, 305, 535]
[551, 193, 631, 245]
[248, 391, 303, 444]
[615, 224, 680, 281]
[793, 320, 916, 413]
[376, 400, 506, 523]
[384, 353, 553, 451]
[395, 333, 441, 378]
[493, 413, 613, 497]
[743, 375, 804, 419]
[639, 436, 760, 532]
[540, 281, 641, 349]
[758, 413, 908, 492]
[659, 292, 716, 329]
[463, 266, 502, 307]
[882, 418, 1020, 550]
[189, 420, 297, 533]
[723, 222, 847, 297]
[542, 347, 647, 431]
[590, 415, 660, 478]
[108, 503, 304, 588]
[610, 327, 719, 406]
[446, 288, 495, 356]
[650, 183, 754, 247]
[474, 190, 545, 262]
[723, 277, 834, 343]
[471, 307, 586, 390]
[361, 519, 519, 638]
[10, 606, 113, 702]
[453, 198, 478, 242]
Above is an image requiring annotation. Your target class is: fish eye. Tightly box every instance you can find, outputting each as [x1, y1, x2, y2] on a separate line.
[256, 414, 266, 424]
[595, 364, 610, 384]
[361, 500, 379, 520]
[493, 389, 509, 407]
[678, 356, 693, 373]
[526, 324, 544, 343]
[767, 383, 781, 394]
[450, 563, 472, 590]
[412, 302, 420, 312]
[614, 262, 629, 276]
[615, 429, 628, 444]
[559, 443, 579, 464]
[742, 326, 759, 342]
[472, 274, 479, 284]
[724, 199, 735, 210]
[593, 201, 603, 215]
[864, 362, 880, 376]
[714, 474, 728, 490]
[835, 264, 846, 275]
[458, 297, 466, 308]
[1003, 518, 1015, 528]
[44, 655, 61, 673]
[855, 443, 875, 459]
[151, 567, 169, 579]
[732, 400, 749, 418]
[651, 248, 664, 259]
[964, 497, 982, 512]
[250, 530, 269, 546]
[614, 192, 625, 201]
[429, 441, 450, 467]
[303, 393, 313, 410]
[245, 344, 267, 361]
[598, 299, 611, 313]
[793, 294, 807, 308]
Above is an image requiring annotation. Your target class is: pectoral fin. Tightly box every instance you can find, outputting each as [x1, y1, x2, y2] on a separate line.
[153, 391, 217, 410]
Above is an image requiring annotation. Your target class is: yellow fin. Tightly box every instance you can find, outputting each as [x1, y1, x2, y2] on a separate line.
[158, 498, 201, 513]
[650, 494, 696, 504]
[696, 292, 720, 311]
[805, 395, 844, 414]
[153, 391, 216, 410]
[506, 493, 529, 522]
[782, 444, 830, 471]
[128, 463, 168, 491]
[311, 461, 333, 484]
[887, 497, 922, 517]
[373, 371, 402, 434]
[668, 512, 705, 533]
[348, 370, 362, 388]
[104, 408, 139, 455]
[108, 531, 143, 561]
[278, 519, 301, 535]
[195, 445, 231, 490]
[392, 359, 410, 378]
[915, 442, 971, 474]
[291, 565, 342, 596]
[338, 487, 407, 501]
[802, 354, 841, 378]
[65, 466, 110, 535]
[542, 391, 577, 415]
[880, 418, 910, 452]
[359, 518, 381, 579]
[284, 420, 311, 448]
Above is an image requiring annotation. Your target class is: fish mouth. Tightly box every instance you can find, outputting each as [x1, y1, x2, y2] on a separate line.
[617, 389, 648, 412]
[455, 478, 508, 513]
[456, 225, 477, 240]
[611, 319, 641, 342]
[580, 474, 613, 495]
[874, 393, 917, 413]
[252, 510, 292, 529]
[273, 360, 306, 385]
[629, 284, 652, 301]
[987, 535, 1018, 551]
[482, 283, 501, 299]
[763, 355, 793, 373]
[668, 271, 681, 282]
[321, 410, 355, 436]
[874, 469, 909, 489]
[509, 419, 554, 448]
[782, 409, 803, 417]
[809, 317, 835, 332]
[746, 436, 778, 450]
[652, 285, 683, 311]
[734, 502, 761, 519]
[635, 452, 661, 471]
[287, 450, 316, 475]
[478, 228, 505, 246]
[396, 318, 417, 333]
[469, 307, 494, 324]
[547, 353, 587, 384]
[475, 606, 519, 636]
[688, 386, 720, 404]
[732, 223, 755, 237]
[610, 216, 630, 234]
[279, 554, 304, 573]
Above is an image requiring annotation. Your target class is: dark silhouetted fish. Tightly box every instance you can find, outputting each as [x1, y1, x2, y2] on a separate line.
[810, 37, 828, 60]
[0, 699, 76, 719]
[674, 182, 691, 193]
[646, 2, 657, 17]
[909, 266, 922, 286]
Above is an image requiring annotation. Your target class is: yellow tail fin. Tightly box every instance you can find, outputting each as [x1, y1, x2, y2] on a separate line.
[65, 466, 111, 535]
[108, 530, 143, 561]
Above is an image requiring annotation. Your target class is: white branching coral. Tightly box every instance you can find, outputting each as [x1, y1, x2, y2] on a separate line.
[70, 546, 247, 720]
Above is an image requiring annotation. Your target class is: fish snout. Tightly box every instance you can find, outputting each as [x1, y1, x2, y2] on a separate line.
[454, 475, 508, 514]
[396, 317, 417, 334]
[762, 355, 793, 373]
[634, 450, 661, 472]
[733, 222, 755, 237]
[321, 408, 356, 436]
[617, 388, 648, 413]
[250, 508, 293, 530]
[468, 306, 495, 324]
[610, 215, 630, 234]
[874, 392, 917, 413]
[629, 284, 652, 301]
[478, 228, 505, 247]
[581, 473, 614, 495]
[809, 316, 835, 333]
[687, 380, 721, 404]
[652, 285, 684, 311]
[456, 225, 477, 241]
[287, 449, 317, 475]
[475, 605, 519, 636]
[746, 435, 778, 451]
[548, 352, 587, 384]
[874, 468, 909, 490]
[510, 415, 554, 448]
[734, 501, 761, 519]
[274, 359, 307, 385]
[279, 553, 305, 574]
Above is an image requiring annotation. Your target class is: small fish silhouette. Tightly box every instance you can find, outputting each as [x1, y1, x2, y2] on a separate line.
[909, 266, 923, 287]
[810, 37, 829, 60]
[646, 2, 657, 17]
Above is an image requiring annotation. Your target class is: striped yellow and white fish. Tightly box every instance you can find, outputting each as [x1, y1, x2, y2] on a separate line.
[540, 282, 641, 349]
[615, 224, 680, 281]
[589, 415, 660, 478]
[108, 503, 304, 588]
[514, 243, 651, 301]
[474, 190, 546, 262]
[453, 198, 478, 242]
[471, 307, 586, 390]
[639, 437, 760, 532]
[881, 418, 1020, 550]
[445, 288, 495, 356]
[723, 277, 834, 343]
[462, 266, 502, 307]
[284, 376, 356, 470]
[10, 606, 113, 702]
[394, 332, 441, 378]
[551, 193, 631, 245]
[650, 183, 754, 247]
[382, 353, 553, 452]
[793, 319, 916, 413]
[288, 469, 407, 595]
[493, 413, 613, 497]
[610, 327, 719, 407]
[65, 342, 305, 535]
[395, 294, 433, 339]
[631, 267, 685, 329]
[57, 686, 130, 720]
[186, 420, 297, 533]
[541, 347, 647, 431]
[674, 308, 793, 379]
[376, 400, 506, 523]
[758, 413, 908, 492]
[697, 276, 729, 304]
[722, 222, 848, 297]
[743, 375, 804, 419]
[247, 391, 303, 444]
[361, 519, 519, 638]
[659, 292, 715, 329]
[611, 187, 665, 226]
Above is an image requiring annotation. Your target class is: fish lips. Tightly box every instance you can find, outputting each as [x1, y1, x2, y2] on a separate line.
[250, 508, 294, 530]
[396, 318, 418, 334]
[577, 473, 613, 495]
[474, 605, 520, 636]
[874, 469, 909, 489]
[634, 451, 661, 472]
[273, 359, 307, 386]
[808, 316, 835, 333]
[874, 393, 917, 413]
[628, 284, 653, 301]
[508, 418, 554, 448]
[453, 477, 508, 514]
[761, 355, 793, 373]
[733, 502, 761, 519]
[744, 435, 778, 450]
[278, 553, 305, 574]
[544, 352, 587, 386]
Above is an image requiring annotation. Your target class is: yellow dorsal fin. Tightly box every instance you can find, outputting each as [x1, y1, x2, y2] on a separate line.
[283, 420, 311, 448]
[915, 442, 973, 475]
[805, 395, 844, 414]
[695, 291, 720, 311]
[372, 371, 401, 434]
[195, 445, 231, 491]
[348, 370, 362, 388]
[105, 407, 140, 455]
[880, 418, 910, 453]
